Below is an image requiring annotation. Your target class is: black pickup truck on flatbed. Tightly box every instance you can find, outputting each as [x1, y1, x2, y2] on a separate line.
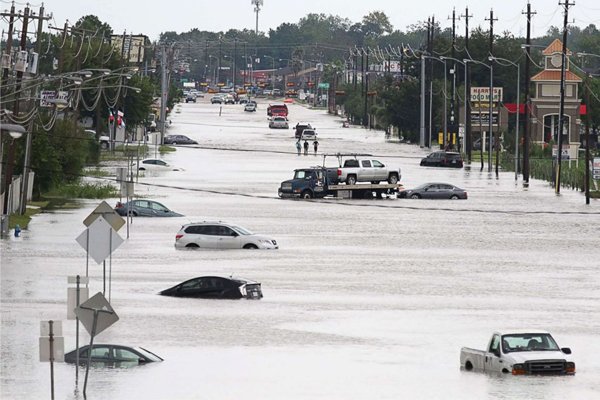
[278, 166, 403, 199]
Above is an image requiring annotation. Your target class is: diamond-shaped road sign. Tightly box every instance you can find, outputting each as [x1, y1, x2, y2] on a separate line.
[83, 201, 125, 231]
[76, 216, 124, 264]
[74, 292, 119, 337]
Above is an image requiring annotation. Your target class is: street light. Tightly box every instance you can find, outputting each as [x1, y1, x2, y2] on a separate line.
[422, 55, 449, 149]
[264, 55, 275, 94]
[490, 56, 521, 181]
[440, 56, 468, 156]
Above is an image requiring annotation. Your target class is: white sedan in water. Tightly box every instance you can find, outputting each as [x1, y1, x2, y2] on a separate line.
[135, 158, 183, 171]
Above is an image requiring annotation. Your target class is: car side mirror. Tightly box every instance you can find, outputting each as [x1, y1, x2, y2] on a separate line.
[231, 232, 239, 237]
[492, 349, 501, 358]
[561, 347, 572, 354]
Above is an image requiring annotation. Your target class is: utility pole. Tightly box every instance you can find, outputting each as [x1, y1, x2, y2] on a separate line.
[425, 17, 432, 147]
[462, 7, 473, 162]
[364, 50, 369, 127]
[584, 73, 591, 204]
[218, 39, 222, 85]
[2, 4, 29, 216]
[522, 2, 536, 186]
[0, 1, 16, 90]
[233, 40, 237, 88]
[555, 0, 574, 195]
[20, 4, 50, 215]
[485, 9, 497, 173]
[361, 50, 365, 124]
[159, 44, 168, 146]
[449, 8, 457, 151]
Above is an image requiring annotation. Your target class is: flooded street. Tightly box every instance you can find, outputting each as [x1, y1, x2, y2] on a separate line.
[2, 98, 600, 399]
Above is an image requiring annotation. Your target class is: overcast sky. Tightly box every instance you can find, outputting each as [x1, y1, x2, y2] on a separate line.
[5, 0, 600, 41]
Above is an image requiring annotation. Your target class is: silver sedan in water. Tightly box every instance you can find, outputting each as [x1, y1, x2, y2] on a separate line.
[399, 182, 468, 199]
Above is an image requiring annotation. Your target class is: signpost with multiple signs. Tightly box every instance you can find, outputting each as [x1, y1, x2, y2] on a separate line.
[593, 157, 600, 180]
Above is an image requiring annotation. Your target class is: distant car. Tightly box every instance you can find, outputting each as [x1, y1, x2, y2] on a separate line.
[420, 151, 464, 168]
[223, 95, 235, 104]
[244, 103, 257, 112]
[294, 123, 312, 139]
[114, 200, 182, 217]
[64, 344, 163, 365]
[272, 89, 282, 96]
[473, 137, 501, 151]
[211, 95, 223, 104]
[175, 221, 278, 250]
[185, 94, 196, 103]
[269, 116, 289, 129]
[85, 129, 110, 149]
[163, 135, 197, 145]
[300, 129, 317, 141]
[399, 183, 467, 200]
[136, 158, 182, 171]
[159, 276, 263, 299]
[239, 97, 249, 104]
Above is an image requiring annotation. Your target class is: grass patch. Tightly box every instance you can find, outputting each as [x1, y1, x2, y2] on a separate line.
[47, 182, 118, 199]
[160, 145, 176, 153]
[8, 201, 48, 230]
[85, 168, 111, 178]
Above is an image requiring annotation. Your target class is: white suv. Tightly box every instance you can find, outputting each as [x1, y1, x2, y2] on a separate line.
[175, 222, 278, 250]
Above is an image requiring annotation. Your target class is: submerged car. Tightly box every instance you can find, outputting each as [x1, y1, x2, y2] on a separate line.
[64, 344, 163, 365]
[420, 151, 464, 168]
[269, 116, 289, 129]
[160, 276, 263, 299]
[461, 331, 575, 375]
[136, 158, 182, 171]
[114, 200, 182, 217]
[163, 135, 197, 145]
[175, 221, 278, 250]
[399, 183, 467, 199]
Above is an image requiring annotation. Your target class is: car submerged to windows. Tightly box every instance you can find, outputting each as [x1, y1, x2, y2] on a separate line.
[159, 276, 263, 299]
[399, 182, 467, 199]
[175, 222, 278, 250]
[135, 158, 183, 171]
[64, 344, 163, 366]
[420, 151, 464, 168]
[114, 200, 182, 217]
[163, 135, 197, 145]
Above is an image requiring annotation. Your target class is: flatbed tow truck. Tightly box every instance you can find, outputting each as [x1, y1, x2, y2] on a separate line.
[278, 153, 404, 199]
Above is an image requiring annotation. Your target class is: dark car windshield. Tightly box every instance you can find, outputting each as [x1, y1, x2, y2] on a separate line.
[501, 334, 560, 353]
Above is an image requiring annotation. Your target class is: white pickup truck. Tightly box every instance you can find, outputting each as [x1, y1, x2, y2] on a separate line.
[336, 157, 401, 185]
[460, 331, 576, 375]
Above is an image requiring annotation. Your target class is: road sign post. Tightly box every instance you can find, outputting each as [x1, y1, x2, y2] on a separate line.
[68, 275, 89, 385]
[39, 320, 64, 400]
[75, 292, 119, 396]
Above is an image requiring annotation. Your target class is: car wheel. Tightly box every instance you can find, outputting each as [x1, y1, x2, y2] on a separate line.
[410, 194, 421, 199]
[450, 195, 459, 200]
[243, 244, 258, 249]
[301, 190, 313, 199]
[100, 142, 109, 150]
[172, 142, 177, 145]
[139, 167, 146, 171]
[186, 243, 199, 249]
[346, 175, 357, 185]
[388, 174, 399, 184]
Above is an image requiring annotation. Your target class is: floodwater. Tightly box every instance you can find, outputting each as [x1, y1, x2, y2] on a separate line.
[2, 98, 600, 400]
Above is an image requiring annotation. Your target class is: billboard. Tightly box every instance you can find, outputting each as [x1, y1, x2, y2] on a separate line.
[111, 35, 147, 64]
[471, 87, 503, 103]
